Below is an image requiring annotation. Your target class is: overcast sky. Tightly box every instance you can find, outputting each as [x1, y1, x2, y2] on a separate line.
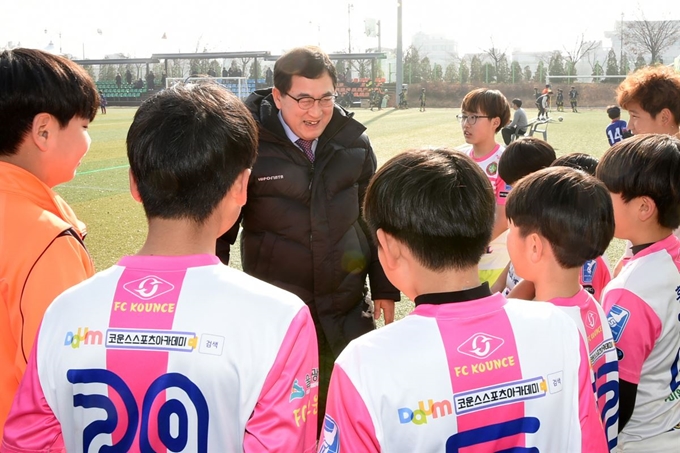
[1, 0, 677, 59]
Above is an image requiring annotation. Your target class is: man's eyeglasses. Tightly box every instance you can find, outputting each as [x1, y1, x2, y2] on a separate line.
[286, 93, 336, 110]
[456, 114, 491, 125]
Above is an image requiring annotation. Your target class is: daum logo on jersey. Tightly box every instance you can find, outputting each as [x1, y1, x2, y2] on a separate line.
[290, 379, 306, 402]
[398, 398, 454, 425]
[486, 162, 498, 176]
[607, 305, 630, 343]
[319, 415, 340, 453]
[64, 327, 103, 349]
[123, 275, 175, 300]
[457, 333, 504, 359]
[581, 259, 596, 284]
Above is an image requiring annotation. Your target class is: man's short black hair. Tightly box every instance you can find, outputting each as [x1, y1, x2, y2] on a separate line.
[498, 137, 556, 186]
[274, 46, 337, 94]
[507, 167, 614, 268]
[0, 48, 99, 156]
[512, 98, 522, 108]
[127, 83, 258, 224]
[552, 153, 599, 176]
[364, 148, 495, 271]
[596, 134, 680, 229]
[606, 105, 621, 120]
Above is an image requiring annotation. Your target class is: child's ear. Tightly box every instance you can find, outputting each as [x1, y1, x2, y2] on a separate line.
[659, 108, 673, 126]
[638, 195, 658, 223]
[376, 229, 401, 270]
[128, 169, 142, 203]
[231, 169, 251, 207]
[528, 233, 544, 263]
[31, 113, 55, 152]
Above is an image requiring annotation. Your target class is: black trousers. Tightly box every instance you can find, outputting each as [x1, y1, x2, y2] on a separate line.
[502, 126, 527, 145]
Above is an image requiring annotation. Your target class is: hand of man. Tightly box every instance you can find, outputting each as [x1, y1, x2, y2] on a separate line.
[374, 299, 395, 325]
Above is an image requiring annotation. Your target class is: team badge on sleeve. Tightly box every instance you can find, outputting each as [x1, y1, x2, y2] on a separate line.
[607, 305, 630, 343]
[319, 415, 340, 453]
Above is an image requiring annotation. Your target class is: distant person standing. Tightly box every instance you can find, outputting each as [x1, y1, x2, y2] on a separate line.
[98, 90, 107, 114]
[501, 98, 528, 145]
[125, 69, 132, 85]
[605, 105, 628, 146]
[534, 87, 540, 100]
[556, 88, 565, 111]
[115, 72, 122, 88]
[222, 66, 228, 77]
[265, 66, 273, 86]
[146, 71, 155, 90]
[535, 91, 551, 120]
[569, 86, 579, 112]
[419, 87, 426, 112]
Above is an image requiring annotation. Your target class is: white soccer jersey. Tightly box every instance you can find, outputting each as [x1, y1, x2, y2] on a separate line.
[2, 255, 319, 453]
[320, 288, 608, 453]
[602, 235, 680, 450]
[458, 144, 509, 205]
[551, 289, 619, 452]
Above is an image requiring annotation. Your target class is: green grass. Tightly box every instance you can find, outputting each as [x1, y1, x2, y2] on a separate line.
[56, 106, 624, 322]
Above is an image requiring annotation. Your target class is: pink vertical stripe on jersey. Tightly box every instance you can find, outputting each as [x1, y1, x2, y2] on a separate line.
[436, 297, 526, 451]
[107, 267, 186, 450]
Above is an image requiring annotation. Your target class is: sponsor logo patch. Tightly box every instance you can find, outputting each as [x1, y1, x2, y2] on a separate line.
[123, 275, 174, 300]
[607, 305, 630, 343]
[457, 333, 504, 359]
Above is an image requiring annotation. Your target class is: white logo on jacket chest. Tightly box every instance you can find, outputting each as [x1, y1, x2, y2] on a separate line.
[457, 333, 505, 359]
[257, 174, 284, 182]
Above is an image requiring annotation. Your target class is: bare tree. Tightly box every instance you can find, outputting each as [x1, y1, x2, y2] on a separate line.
[483, 39, 508, 81]
[564, 34, 600, 78]
[623, 15, 680, 64]
[239, 57, 252, 77]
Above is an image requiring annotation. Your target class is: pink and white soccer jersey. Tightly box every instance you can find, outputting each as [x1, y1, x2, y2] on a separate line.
[602, 235, 680, 450]
[320, 288, 608, 453]
[1, 255, 318, 453]
[459, 144, 509, 205]
[550, 289, 619, 451]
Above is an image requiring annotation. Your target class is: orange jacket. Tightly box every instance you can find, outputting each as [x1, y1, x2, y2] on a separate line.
[0, 162, 94, 433]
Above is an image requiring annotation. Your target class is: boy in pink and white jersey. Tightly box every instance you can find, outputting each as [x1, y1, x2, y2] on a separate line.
[1, 83, 319, 452]
[597, 134, 680, 452]
[506, 166, 619, 451]
[320, 148, 608, 453]
[456, 88, 512, 286]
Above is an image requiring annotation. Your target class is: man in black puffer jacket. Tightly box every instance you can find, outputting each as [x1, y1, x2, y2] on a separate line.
[216, 46, 399, 427]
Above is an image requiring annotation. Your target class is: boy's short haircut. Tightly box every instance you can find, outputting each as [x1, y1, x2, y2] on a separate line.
[552, 153, 599, 176]
[616, 65, 680, 125]
[461, 88, 511, 133]
[363, 148, 495, 271]
[596, 134, 680, 229]
[0, 48, 99, 156]
[274, 46, 337, 94]
[512, 98, 522, 108]
[507, 166, 614, 268]
[606, 105, 621, 120]
[498, 137, 556, 185]
[127, 82, 258, 224]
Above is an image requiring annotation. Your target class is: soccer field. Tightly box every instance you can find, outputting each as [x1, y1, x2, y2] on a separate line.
[58, 106, 623, 320]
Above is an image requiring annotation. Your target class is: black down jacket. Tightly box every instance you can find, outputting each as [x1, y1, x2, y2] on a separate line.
[217, 89, 399, 354]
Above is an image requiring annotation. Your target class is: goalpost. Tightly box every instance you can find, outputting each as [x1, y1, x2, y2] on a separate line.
[165, 77, 250, 100]
[546, 74, 628, 84]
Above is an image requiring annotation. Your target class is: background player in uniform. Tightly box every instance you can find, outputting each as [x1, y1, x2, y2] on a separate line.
[597, 134, 680, 452]
[1, 83, 319, 452]
[490, 137, 556, 295]
[507, 152, 612, 301]
[505, 166, 619, 451]
[456, 88, 511, 285]
[569, 86, 579, 112]
[319, 147, 608, 453]
[556, 88, 565, 112]
[0, 48, 98, 436]
[419, 87, 426, 112]
[535, 90, 551, 120]
[605, 105, 628, 146]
